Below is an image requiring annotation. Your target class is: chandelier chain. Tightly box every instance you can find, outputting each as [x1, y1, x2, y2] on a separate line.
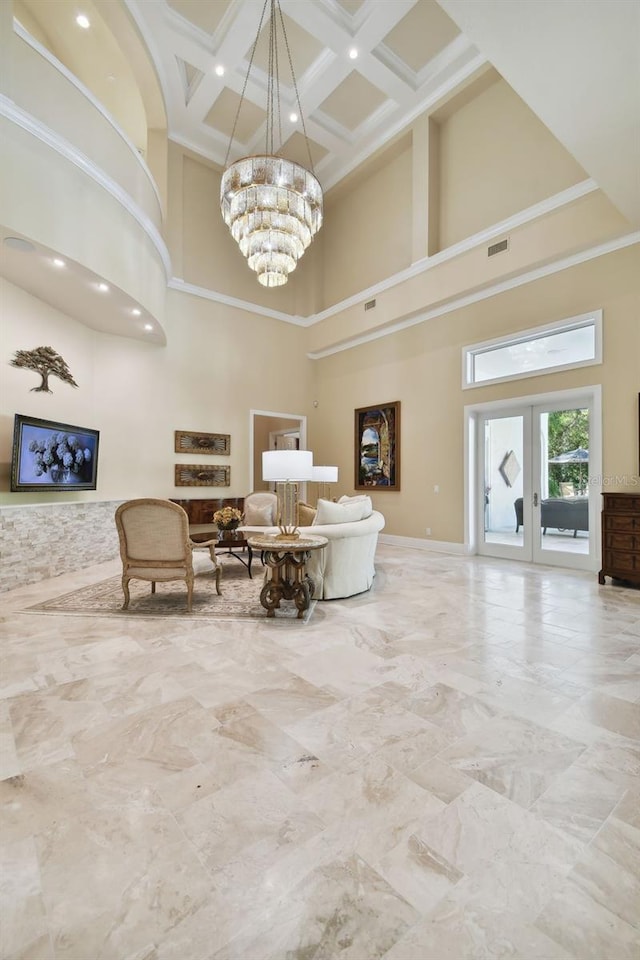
[266, 0, 284, 156]
[276, 0, 315, 173]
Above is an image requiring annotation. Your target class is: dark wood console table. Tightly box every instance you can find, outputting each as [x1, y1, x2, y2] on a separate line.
[171, 497, 244, 527]
[598, 492, 640, 586]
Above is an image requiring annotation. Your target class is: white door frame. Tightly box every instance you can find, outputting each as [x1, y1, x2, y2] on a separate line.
[464, 384, 602, 570]
[249, 409, 307, 492]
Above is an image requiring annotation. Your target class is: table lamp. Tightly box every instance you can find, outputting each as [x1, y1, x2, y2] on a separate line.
[262, 450, 314, 538]
[312, 465, 339, 501]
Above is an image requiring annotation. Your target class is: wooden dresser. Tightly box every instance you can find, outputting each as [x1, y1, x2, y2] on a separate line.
[599, 492, 640, 586]
[170, 497, 244, 525]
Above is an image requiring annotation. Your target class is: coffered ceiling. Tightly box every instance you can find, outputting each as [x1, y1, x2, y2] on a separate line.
[12, 0, 639, 217]
[125, 0, 485, 188]
[124, 0, 640, 217]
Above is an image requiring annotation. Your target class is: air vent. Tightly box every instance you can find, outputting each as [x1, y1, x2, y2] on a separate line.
[364, 299, 376, 311]
[488, 238, 509, 257]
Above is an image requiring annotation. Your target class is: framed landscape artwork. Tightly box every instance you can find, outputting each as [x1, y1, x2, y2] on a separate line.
[354, 401, 400, 491]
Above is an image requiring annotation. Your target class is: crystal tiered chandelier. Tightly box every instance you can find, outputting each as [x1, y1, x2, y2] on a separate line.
[220, 0, 323, 287]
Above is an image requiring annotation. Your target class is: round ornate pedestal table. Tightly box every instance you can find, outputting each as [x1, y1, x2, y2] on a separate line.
[247, 534, 328, 618]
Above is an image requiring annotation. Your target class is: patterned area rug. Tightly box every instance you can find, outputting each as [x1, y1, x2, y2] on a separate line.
[24, 560, 316, 623]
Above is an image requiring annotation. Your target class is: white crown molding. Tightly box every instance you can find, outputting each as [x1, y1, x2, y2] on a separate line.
[168, 278, 307, 325]
[379, 534, 469, 555]
[311, 178, 599, 324]
[165, 178, 602, 329]
[0, 96, 172, 281]
[13, 21, 164, 217]
[308, 230, 640, 359]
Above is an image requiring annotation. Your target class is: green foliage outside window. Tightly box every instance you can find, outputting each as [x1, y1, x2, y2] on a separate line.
[547, 408, 589, 496]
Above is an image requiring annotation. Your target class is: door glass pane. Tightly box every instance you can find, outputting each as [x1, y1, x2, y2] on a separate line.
[538, 407, 590, 555]
[483, 415, 525, 547]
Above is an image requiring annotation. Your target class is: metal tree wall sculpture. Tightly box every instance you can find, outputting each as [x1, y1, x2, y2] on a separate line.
[11, 346, 79, 393]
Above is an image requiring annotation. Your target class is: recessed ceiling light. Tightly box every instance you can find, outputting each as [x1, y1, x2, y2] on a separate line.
[3, 236, 35, 252]
[348, 47, 358, 60]
[76, 13, 90, 29]
[97, 282, 109, 292]
[289, 112, 298, 123]
[214, 64, 225, 77]
[53, 258, 66, 267]
[131, 308, 141, 316]
[144, 323, 153, 331]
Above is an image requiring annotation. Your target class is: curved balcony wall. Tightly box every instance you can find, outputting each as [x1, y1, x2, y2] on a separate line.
[11, 28, 162, 229]
[1, 28, 169, 331]
[1, 115, 167, 328]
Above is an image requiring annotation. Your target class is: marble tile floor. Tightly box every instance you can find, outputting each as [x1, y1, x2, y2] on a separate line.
[0, 544, 638, 960]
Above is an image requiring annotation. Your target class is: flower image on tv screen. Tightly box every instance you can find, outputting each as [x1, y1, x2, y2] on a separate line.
[11, 414, 99, 492]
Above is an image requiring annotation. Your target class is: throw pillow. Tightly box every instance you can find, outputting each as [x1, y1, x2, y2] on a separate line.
[297, 501, 317, 526]
[243, 502, 274, 525]
[337, 494, 373, 519]
[313, 498, 365, 525]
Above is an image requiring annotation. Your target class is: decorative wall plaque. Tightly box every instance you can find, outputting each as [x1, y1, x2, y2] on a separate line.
[11, 346, 78, 393]
[175, 464, 230, 487]
[174, 430, 230, 455]
[499, 449, 521, 488]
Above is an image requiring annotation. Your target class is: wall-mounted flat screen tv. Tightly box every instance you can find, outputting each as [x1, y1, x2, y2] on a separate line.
[11, 414, 99, 492]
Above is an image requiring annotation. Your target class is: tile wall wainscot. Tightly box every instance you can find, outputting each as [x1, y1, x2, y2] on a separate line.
[0, 501, 122, 592]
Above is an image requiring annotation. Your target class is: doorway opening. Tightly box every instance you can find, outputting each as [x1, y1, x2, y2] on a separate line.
[249, 409, 307, 493]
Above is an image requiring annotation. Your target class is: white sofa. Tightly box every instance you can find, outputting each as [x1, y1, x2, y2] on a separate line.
[240, 496, 385, 599]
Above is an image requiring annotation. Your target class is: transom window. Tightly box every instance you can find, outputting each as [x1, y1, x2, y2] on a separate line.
[463, 311, 602, 388]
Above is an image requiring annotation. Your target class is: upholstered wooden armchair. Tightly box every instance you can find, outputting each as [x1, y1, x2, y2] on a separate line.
[239, 491, 278, 529]
[115, 498, 221, 612]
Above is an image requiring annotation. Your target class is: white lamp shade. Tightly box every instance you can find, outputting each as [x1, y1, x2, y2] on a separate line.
[262, 449, 313, 481]
[312, 466, 338, 483]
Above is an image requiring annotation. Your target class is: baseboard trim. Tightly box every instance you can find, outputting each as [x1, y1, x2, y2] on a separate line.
[378, 533, 468, 555]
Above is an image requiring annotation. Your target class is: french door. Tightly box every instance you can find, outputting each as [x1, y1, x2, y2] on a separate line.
[476, 397, 597, 570]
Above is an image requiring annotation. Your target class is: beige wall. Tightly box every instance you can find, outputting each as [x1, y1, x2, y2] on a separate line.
[437, 77, 587, 249]
[321, 138, 414, 307]
[0, 280, 314, 505]
[307, 189, 628, 357]
[308, 245, 640, 544]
